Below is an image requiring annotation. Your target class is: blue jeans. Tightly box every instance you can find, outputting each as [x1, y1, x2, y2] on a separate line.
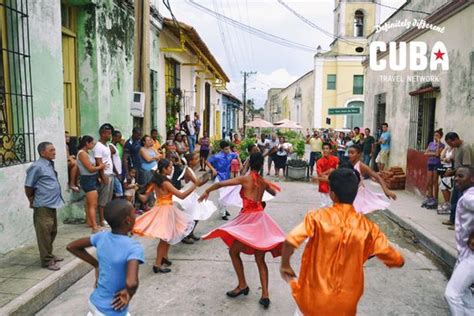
[113, 176, 123, 197]
[363, 153, 372, 166]
[187, 135, 196, 154]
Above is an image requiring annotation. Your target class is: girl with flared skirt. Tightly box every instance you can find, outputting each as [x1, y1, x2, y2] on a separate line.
[198, 152, 285, 309]
[346, 144, 397, 214]
[133, 159, 197, 273]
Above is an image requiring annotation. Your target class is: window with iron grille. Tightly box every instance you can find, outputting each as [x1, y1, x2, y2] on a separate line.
[0, 0, 35, 167]
[353, 75, 364, 95]
[409, 92, 437, 151]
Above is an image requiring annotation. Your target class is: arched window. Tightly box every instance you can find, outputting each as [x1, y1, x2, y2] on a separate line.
[354, 10, 364, 37]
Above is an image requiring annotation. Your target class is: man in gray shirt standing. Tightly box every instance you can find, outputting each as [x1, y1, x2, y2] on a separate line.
[24, 142, 65, 271]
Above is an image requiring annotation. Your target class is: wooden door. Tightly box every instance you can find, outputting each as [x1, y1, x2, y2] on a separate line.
[62, 33, 78, 136]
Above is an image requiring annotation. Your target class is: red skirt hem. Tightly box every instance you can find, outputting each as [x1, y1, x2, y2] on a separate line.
[203, 229, 284, 258]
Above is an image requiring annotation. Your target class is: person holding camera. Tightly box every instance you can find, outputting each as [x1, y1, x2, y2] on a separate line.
[421, 129, 445, 210]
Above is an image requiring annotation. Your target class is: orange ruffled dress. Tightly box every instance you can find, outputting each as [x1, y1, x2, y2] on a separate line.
[133, 193, 195, 245]
[202, 173, 285, 257]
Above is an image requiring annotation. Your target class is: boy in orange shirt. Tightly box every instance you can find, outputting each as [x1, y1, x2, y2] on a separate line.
[281, 168, 404, 315]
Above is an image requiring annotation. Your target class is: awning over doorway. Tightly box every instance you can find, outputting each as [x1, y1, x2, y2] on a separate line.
[409, 86, 440, 96]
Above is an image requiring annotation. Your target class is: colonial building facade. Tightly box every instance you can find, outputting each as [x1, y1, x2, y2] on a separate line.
[313, 0, 379, 129]
[363, 0, 473, 195]
[0, 0, 229, 254]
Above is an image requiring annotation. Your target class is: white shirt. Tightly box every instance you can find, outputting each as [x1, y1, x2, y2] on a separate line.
[93, 141, 113, 175]
[265, 139, 279, 150]
[109, 143, 122, 175]
[455, 186, 474, 262]
[187, 121, 196, 136]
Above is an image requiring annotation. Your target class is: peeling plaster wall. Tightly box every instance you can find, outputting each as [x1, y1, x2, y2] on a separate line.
[0, 1, 69, 254]
[149, 26, 161, 131]
[364, 5, 474, 175]
[77, 2, 135, 137]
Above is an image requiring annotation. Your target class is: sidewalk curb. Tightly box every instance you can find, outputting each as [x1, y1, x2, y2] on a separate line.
[0, 256, 94, 316]
[382, 209, 456, 271]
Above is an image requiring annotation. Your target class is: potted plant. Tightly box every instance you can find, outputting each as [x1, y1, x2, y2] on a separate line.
[286, 139, 308, 180]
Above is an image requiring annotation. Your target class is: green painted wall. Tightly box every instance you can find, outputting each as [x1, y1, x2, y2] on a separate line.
[77, 2, 135, 138]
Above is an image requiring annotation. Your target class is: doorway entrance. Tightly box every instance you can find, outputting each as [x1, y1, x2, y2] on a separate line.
[61, 4, 79, 136]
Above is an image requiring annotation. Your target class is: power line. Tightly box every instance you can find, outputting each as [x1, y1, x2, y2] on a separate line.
[185, 0, 316, 52]
[212, 0, 238, 77]
[244, 0, 256, 70]
[162, 0, 180, 30]
[218, 1, 242, 75]
[235, 0, 254, 69]
[276, 0, 361, 47]
[225, 0, 251, 70]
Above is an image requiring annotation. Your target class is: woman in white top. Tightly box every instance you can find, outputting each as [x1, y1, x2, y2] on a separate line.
[173, 152, 217, 241]
[274, 137, 292, 177]
[77, 136, 105, 233]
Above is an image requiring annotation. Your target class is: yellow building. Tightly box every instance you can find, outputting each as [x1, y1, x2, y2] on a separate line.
[313, 0, 379, 129]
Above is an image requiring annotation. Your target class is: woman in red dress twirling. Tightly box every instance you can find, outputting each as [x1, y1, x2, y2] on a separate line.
[198, 152, 285, 309]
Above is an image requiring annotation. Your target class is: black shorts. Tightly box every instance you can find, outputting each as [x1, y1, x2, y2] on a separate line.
[428, 163, 441, 171]
[80, 174, 98, 193]
[200, 149, 210, 158]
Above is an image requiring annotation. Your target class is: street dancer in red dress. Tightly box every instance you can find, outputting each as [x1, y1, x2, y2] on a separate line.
[198, 152, 284, 309]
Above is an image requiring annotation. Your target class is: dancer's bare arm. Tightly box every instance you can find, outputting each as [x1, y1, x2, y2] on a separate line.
[359, 162, 397, 200]
[198, 177, 245, 201]
[162, 181, 197, 200]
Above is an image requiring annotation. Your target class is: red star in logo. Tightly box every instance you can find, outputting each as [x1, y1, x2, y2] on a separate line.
[434, 49, 445, 60]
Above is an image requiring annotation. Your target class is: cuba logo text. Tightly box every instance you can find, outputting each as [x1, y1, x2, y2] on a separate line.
[369, 41, 449, 71]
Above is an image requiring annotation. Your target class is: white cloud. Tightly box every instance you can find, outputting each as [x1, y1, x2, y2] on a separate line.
[226, 68, 300, 108]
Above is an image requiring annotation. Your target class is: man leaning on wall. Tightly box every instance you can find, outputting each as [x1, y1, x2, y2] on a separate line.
[24, 142, 65, 271]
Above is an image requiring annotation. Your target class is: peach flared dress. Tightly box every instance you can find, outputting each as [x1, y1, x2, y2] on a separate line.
[133, 193, 195, 245]
[202, 172, 285, 257]
[353, 161, 390, 214]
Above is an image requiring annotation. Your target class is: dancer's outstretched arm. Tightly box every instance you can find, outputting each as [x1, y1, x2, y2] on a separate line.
[184, 167, 209, 187]
[198, 176, 245, 201]
[163, 181, 197, 200]
[359, 162, 397, 200]
[264, 182, 278, 196]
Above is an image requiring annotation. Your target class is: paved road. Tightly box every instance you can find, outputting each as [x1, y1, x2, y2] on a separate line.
[39, 180, 449, 315]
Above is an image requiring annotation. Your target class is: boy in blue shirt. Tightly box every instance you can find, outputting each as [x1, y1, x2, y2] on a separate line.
[67, 199, 144, 315]
[206, 140, 238, 220]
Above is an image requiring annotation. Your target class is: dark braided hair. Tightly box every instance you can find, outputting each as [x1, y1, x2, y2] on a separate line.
[249, 152, 264, 171]
[338, 159, 361, 184]
[151, 159, 172, 187]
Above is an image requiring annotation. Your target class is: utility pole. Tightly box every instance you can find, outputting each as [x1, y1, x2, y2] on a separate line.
[242, 71, 256, 135]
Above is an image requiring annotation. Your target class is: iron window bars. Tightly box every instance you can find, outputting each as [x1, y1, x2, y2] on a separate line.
[0, 0, 35, 167]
